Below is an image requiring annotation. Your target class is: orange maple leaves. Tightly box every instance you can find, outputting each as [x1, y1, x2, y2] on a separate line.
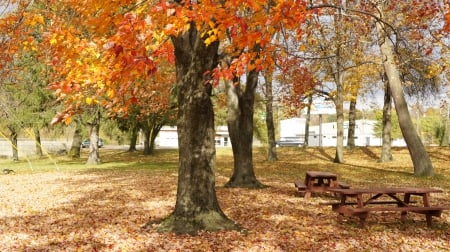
[1, 0, 314, 123]
[445, 8, 450, 32]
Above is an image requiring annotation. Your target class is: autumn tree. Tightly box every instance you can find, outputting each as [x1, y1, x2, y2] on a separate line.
[305, 1, 374, 162]
[262, 68, 278, 160]
[2, 0, 314, 233]
[308, 0, 446, 175]
[373, 1, 437, 176]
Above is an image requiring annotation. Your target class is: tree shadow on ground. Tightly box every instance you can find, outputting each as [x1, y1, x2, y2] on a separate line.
[360, 147, 379, 160]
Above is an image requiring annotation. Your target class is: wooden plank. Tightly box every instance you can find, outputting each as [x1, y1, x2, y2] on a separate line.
[328, 187, 443, 195]
[332, 205, 450, 227]
[335, 206, 449, 214]
[306, 171, 337, 179]
[294, 181, 306, 190]
[338, 181, 350, 189]
[320, 200, 417, 206]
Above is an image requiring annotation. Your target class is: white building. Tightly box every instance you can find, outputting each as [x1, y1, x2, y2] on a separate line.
[154, 126, 178, 147]
[155, 125, 231, 148]
[308, 120, 381, 146]
[279, 118, 406, 147]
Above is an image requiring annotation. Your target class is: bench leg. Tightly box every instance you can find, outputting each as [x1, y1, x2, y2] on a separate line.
[304, 191, 311, 200]
[356, 212, 369, 227]
[426, 214, 433, 227]
[297, 190, 306, 197]
[400, 211, 408, 222]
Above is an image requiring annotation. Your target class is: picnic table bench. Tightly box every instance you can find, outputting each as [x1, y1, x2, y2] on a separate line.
[326, 187, 450, 227]
[294, 171, 350, 200]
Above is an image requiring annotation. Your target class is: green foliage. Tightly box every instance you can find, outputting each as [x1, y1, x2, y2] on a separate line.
[373, 109, 403, 139]
[0, 50, 59, 141]
[434, 125, 447, 146]
[419, 113, 441, 145]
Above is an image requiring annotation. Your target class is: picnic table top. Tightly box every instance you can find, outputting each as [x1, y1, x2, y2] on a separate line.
[328, 187, 443, 195]
[305, 171, 338, 178]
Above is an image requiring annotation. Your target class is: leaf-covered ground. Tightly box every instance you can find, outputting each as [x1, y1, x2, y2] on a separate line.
[1, 147, 449, 251]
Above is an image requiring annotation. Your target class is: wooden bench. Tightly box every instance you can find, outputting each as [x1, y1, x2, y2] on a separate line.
[294, 181, 307, 196]
[295, 171, 353, 200]
[333, 205, 450, 227]
[295, 180, 351, 198]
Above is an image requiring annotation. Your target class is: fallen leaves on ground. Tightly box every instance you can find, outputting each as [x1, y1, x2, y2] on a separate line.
[0, 147, 449, 251]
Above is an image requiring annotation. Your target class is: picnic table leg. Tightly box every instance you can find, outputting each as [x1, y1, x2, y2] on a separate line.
[401, 193, 411, 221]
[422, 193, 433, 227]
[425, 214, 433, 227]
[357, 212, 369, 227]
[304, 191, 311, 200]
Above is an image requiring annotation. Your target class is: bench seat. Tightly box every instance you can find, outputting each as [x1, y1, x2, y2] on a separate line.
[333, 205, 450, 227]
[338, 181, 350, 189]
[320, 200, 417, 207]
[294, 181, 306, 191]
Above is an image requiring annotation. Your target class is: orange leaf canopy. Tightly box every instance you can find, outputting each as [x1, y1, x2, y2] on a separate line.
[2, 0, 310, 123]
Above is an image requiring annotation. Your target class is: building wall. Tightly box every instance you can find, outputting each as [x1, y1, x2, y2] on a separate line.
[307, 120, 389, 147]
[155, 126, 231, 148]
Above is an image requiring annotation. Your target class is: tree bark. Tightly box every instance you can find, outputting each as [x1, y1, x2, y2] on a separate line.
[380, 76, 393, 162]
[334, 89, 345, 163]
[225, 70, 265, 188]
[376, 13, 433, 176]
[347, 99, 356, 148]
[128, 125, 138, 152]
[143, 118, 163, 155]
[33, 127, 43, 157]
[304, 94, 313, 147]
[264, 71, 277, 161]
[156, 24, 239, 234]
[86, 111, 101, 165]
[68, 117, 82, 158]
[149, 124, 162, 154]
[8, 126, 18, 161]
[142, 127, 151, 155]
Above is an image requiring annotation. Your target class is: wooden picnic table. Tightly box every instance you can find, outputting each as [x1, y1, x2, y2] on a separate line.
[294, 171, 349, 200]
[327, 187, 450, 227]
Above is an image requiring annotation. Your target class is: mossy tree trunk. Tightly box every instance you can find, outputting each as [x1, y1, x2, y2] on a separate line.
[380, 77, 393, 162]
[225, 70, 265, 188]
[264, 71, 277, 161]
[86, 110, 101, 165]
[347, 99, 356, 148]
[69, 117, 82, 158]
[8, 126, 19, 161]
[156, 23, 239, 234]
[128, 125, 138, 152]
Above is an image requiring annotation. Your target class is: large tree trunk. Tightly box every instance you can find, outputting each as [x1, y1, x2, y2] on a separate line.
[33, 127, 43, 157]
[304, 94, 313, 147]
[376, 13, 433, 176]
[149, 124, 162, 154]
[128, 125, 138, 152]
[86, 111, 101, 165]
[68, 117, 82, 158]
[333, 61, 345, 163]
[334, 93, 345, 163]
[347, 99, 356, 148]
[225, 70, 265, 188]
[143, 120, 163, 155]
[330, 10, 344, 163]
[264, 71, 277, 161]
[142, 127, 151, 155]
[156, 24, 239, 234]
[380, 76, 393, 162]
[8, 126, 18, 161]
